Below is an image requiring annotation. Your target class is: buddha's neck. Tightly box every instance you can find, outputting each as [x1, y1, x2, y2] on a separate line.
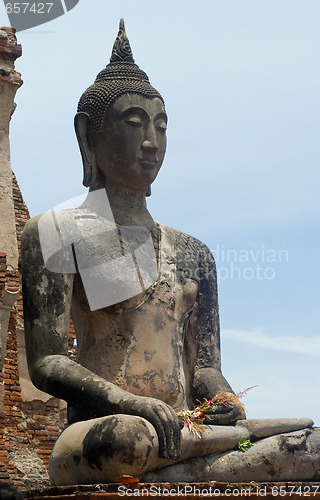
[94, 179, 155, 229]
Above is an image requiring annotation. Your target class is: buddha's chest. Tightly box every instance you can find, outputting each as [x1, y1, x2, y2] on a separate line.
[76, 277, 197, 361]
[74, 278, 198, 409]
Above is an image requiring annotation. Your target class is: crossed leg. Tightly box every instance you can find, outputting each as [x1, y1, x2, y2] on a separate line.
[49, 414, 249, 485]
[49, 414, 319, 486]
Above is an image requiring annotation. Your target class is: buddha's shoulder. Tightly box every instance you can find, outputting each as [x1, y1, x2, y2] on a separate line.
[22, 213, 48, 243]
[23, 207, 114, 242]
[157, 222, 214, 261]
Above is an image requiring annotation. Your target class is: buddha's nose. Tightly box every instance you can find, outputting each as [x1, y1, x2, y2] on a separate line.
[142, 124, 158, 152]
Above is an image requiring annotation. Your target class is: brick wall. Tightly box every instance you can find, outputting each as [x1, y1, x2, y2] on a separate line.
[0, 251, 25, 488]
[0, 174, 76, 489]
[0, 26, 77, 490]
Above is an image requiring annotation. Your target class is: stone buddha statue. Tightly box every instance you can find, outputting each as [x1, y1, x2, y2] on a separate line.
[21, 20, 320, 485]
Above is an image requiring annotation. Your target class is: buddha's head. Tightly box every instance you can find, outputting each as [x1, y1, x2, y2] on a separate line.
[75, 20, 167, 195]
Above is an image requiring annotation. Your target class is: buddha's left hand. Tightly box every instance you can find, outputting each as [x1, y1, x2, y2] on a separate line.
[192, 367, 246, 424]
[204, 403, 246, 425]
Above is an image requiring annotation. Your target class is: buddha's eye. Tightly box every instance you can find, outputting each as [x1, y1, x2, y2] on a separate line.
[124, 116, 143, 128]
[155, 121, 167, 133]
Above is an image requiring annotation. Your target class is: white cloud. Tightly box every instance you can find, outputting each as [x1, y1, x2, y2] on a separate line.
[222, 328, 320, 357]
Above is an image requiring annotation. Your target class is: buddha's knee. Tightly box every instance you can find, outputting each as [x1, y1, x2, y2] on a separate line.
[50, 415, 159, 485]
[82, 414, 158, 474]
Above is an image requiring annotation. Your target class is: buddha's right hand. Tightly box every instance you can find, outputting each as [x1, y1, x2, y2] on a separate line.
[121, 395, 181, 459]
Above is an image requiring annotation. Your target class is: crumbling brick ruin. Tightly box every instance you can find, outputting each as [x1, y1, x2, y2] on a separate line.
[0, 27, 75, 490]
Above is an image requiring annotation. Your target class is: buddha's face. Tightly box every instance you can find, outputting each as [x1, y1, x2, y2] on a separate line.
[91, 94, 167, 191]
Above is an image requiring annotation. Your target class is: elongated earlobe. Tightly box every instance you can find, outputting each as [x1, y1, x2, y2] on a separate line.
[74, 112, 98, 188]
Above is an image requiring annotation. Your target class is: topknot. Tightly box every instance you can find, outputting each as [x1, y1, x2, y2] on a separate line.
[109, 18, 135, 63]
[77, 19, 164, 130]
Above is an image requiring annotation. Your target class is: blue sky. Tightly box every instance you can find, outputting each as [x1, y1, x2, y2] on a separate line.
[2, 0, 320, 423]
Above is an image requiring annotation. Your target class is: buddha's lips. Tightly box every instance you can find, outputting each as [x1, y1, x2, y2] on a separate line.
[139, 158, 158, 168]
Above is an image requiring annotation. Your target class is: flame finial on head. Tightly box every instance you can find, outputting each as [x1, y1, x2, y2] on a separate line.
[78, 19, 164, 132]
[110, 18, 135, 63]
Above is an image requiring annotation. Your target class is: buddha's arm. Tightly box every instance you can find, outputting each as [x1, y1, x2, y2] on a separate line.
[189, 244, 245, 423]
[21, 216, 181, 458]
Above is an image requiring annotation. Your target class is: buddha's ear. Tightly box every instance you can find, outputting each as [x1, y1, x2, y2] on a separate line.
[74, 112, 98, 188]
